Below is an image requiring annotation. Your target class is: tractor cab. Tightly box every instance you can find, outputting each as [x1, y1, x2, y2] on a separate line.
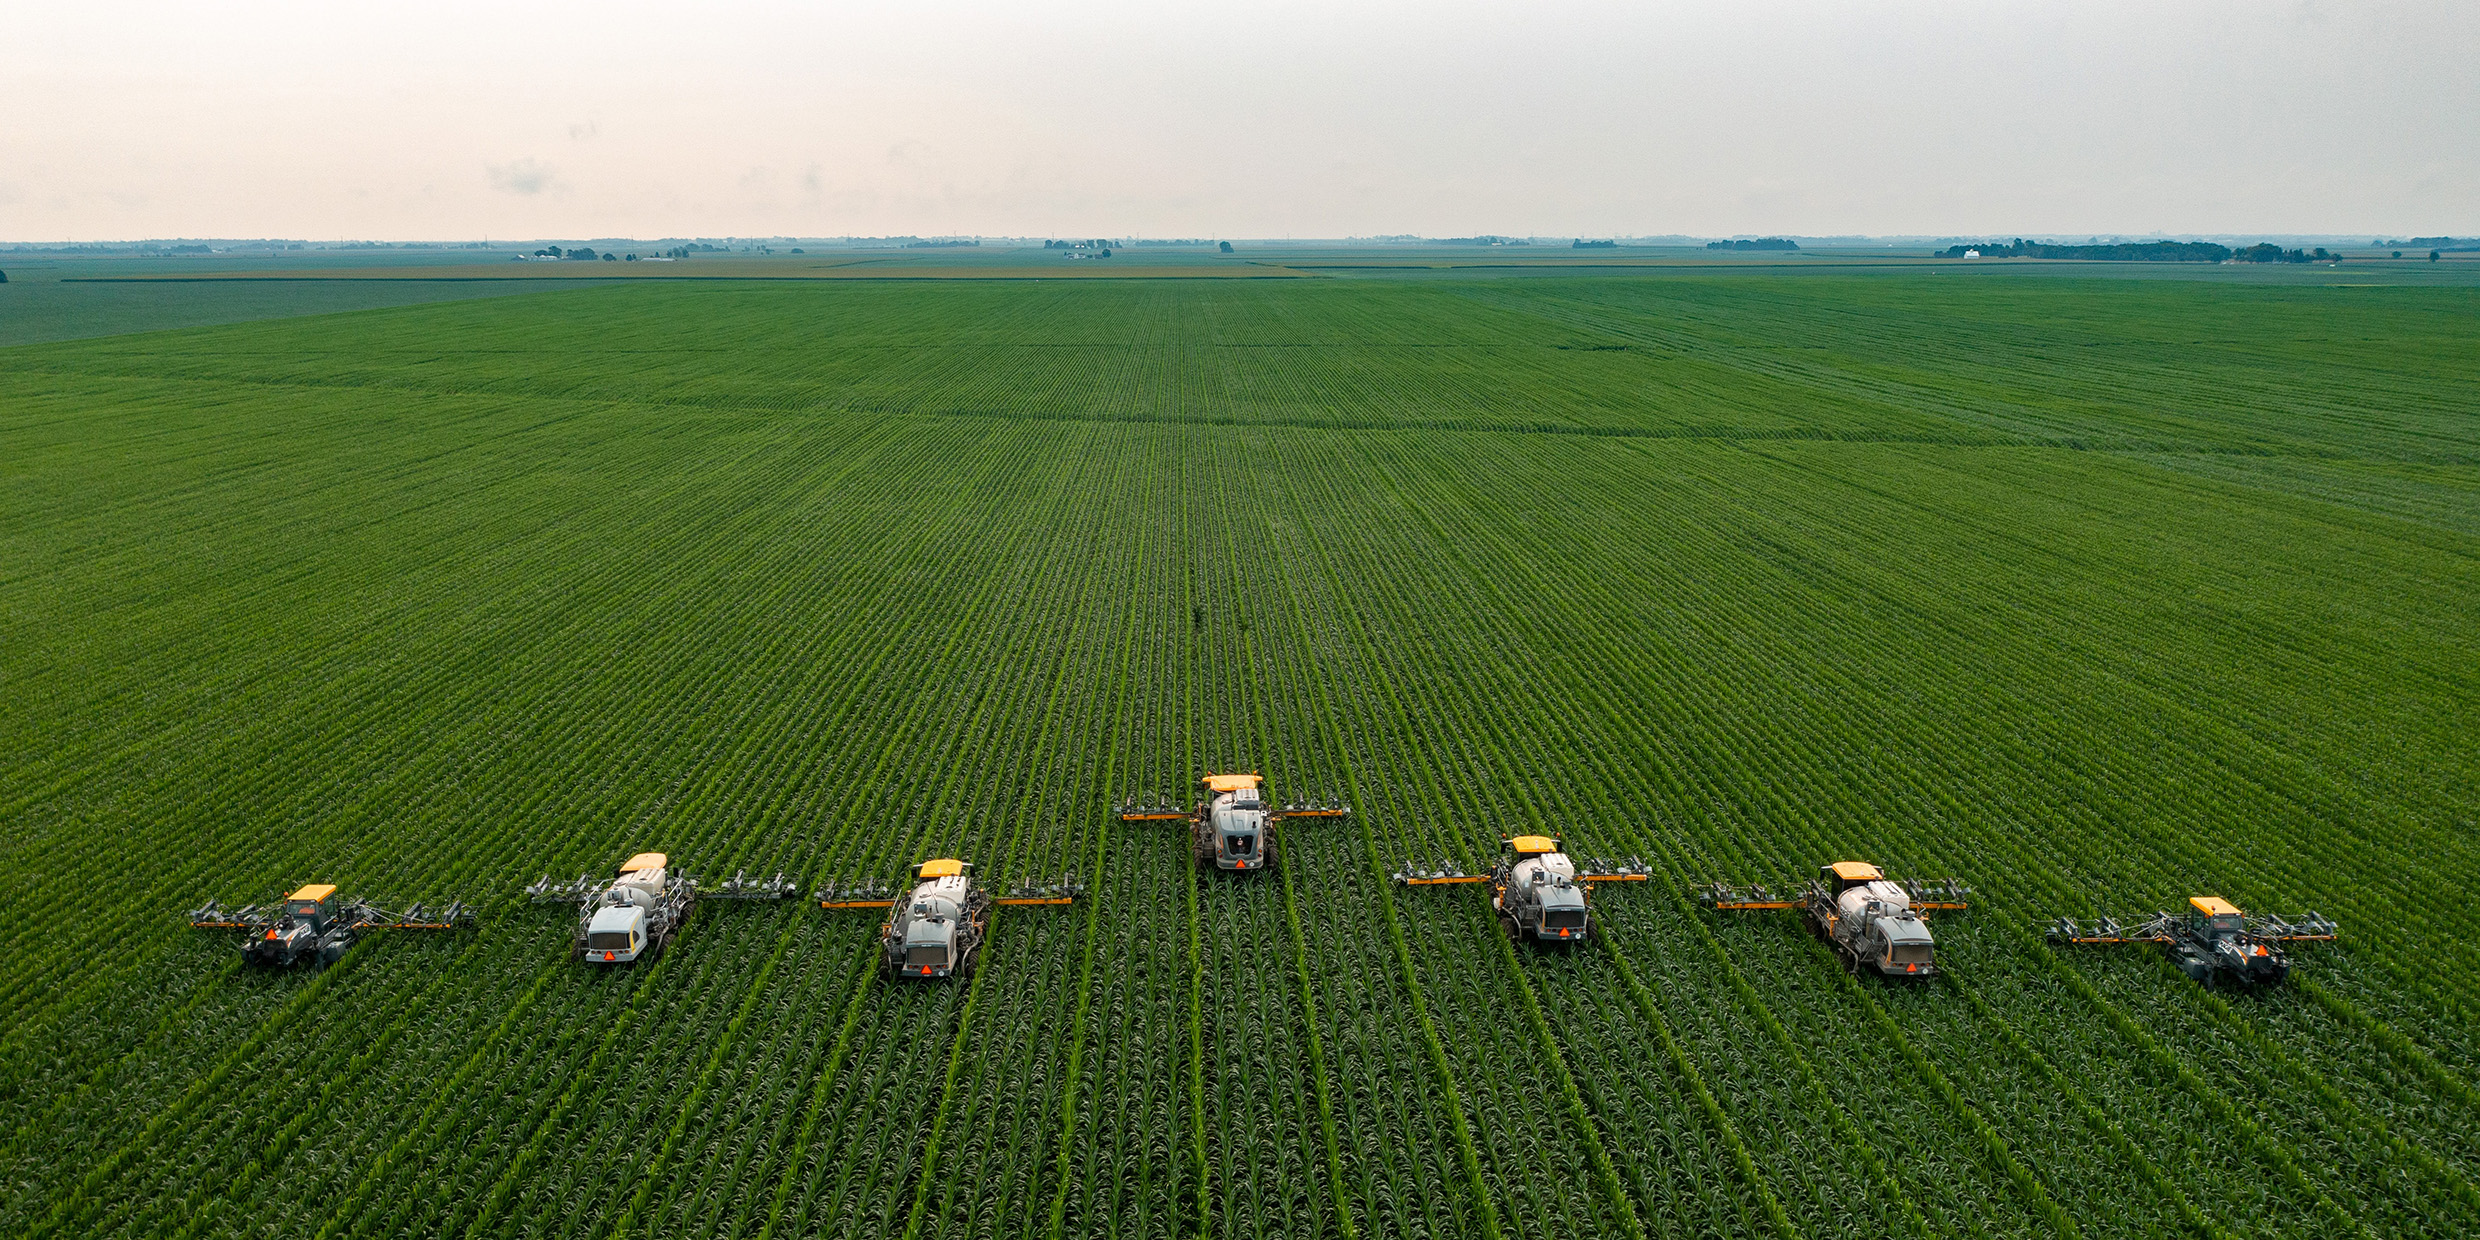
[580, 853, 673, 963]
[2188, 896, 2245, 940]
[2175, 896, 2287, 984]
[1877, 914, 1935, 971]
[1821, 861, 1890, 900]
[1498, 836, 1591, 943]
[1821, 862, 1936, 977]
[891, 860, 979, 978]
[585, 905, 648, 961]
[244, 883, 349, 966]
[1536, 883, 1588, 933]
[1203, 774, 1270, 871]
[285, 884, 341, 932]
[902, 920, 955, 972]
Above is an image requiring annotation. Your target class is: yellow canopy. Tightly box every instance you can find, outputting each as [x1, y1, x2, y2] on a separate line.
[1202, 773, 1262, 793]
[620, 852, 668, 873]
[1829, 861, 1883, 882]
[1507, 835, 1559, 855]
[917, 858, 967, 878]
[2190, 896, 2241, 917]
[288, 883, 338, 903]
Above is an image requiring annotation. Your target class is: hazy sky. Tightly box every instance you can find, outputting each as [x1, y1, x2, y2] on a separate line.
[7, 0, 2473, 241]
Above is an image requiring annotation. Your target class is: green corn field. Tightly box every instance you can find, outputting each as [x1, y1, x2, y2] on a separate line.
[2, 266, 2476, 1239]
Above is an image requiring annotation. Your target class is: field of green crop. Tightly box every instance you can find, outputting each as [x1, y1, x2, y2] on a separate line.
[2, 267, 2476, 1239]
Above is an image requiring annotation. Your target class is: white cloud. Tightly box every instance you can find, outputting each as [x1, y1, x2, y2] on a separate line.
[487, 158, 559, 196]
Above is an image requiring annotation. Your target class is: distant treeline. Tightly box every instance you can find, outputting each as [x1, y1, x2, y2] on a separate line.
[1942, 239, 2233, 262]
[1572, 239, 1618, 249]
[2232, 243, 2337, 264]
[1708, 238, 1798, 251]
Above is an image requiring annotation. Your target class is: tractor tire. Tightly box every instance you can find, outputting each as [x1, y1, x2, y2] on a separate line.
[320, 941, 345, 966]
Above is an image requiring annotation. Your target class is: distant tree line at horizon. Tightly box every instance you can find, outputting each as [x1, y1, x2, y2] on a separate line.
[1942, 239, 2232, 262]
[1708, 238, 1799, 251]
[1939, 239, 2358, 264]
[2233, 243, 2337, 264]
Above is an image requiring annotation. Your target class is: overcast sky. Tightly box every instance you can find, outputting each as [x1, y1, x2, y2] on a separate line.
[6, 0, 2473, 241]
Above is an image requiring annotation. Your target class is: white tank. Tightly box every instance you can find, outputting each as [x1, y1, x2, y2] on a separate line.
[1836, 879, 1911, 920]
[906, 873, 971, 922]
[615, 866, 668, 897]
[1510, 853, 1577, 888]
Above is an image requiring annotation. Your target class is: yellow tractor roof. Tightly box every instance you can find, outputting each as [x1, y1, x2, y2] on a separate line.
[1829, 861, 1883, 882]
[1507, 835, 1560, 855]
[2190, 896, 2242, 917]
[288, 883, 338, 903]
[917, 858, 967, 878]
[1202, 773, 1262, 793]
[619, 852, 668, 873]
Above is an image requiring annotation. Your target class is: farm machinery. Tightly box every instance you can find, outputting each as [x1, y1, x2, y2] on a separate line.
[1700, 861, 1971, 977]
[2049, 896, 2336, 986]
[525, 852, 798, 964]
[190, 883, 474, 967]
[1392, 835, 1650, 946]
[817, 859, 1082, 981]
[1120, 772, 1348, 873]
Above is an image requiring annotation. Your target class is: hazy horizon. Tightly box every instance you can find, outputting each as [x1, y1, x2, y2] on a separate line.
[8, 0, 2475, 242]
[2, 233, 2455, 249]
